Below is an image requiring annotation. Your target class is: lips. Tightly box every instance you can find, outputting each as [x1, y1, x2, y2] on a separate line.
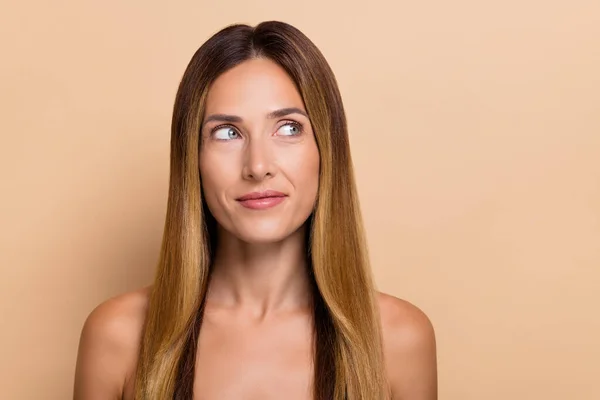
[236, 190, 287, 210]
[236, 190, 286, 201]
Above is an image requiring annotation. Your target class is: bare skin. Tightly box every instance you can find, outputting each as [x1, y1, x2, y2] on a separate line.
[74, 288, 436, 399]
[73, 58, 437, 399]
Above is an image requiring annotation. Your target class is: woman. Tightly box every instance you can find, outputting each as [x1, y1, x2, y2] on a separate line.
[74, 21, 437, 400]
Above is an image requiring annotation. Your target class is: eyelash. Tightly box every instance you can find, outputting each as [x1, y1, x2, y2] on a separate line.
[210, 120, 304, 139]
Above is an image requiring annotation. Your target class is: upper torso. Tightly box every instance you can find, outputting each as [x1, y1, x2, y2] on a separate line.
[191, 302, 314, 399]
[75, 287, 436, 400]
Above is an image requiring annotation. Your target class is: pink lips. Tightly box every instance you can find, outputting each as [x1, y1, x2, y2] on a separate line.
[236, 190, 287, 210]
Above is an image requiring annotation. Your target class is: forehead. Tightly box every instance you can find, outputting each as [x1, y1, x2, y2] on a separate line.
[204, 58, 306, 116]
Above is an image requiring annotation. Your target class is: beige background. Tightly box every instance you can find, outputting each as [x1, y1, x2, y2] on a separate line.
[1, 0, 599, 399]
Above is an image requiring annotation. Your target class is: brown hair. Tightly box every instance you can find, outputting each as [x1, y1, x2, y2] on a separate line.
[134, 21, 390, 399]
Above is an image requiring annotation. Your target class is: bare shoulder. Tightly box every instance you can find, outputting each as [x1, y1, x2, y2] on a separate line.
[377, 292, 435, 342]
[73, 286, 151, 400]
[377, 292, 438, 400]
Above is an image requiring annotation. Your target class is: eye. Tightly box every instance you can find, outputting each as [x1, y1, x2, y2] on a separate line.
[277, 122, 303, 136]
[213, 126, 240, 140]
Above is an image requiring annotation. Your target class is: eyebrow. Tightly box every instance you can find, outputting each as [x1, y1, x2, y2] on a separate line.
[266, 107, 308, 119]
[202, 107, 309, 126]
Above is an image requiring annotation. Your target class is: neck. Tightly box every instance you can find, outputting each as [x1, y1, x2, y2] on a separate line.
[205, 224, 313, 319]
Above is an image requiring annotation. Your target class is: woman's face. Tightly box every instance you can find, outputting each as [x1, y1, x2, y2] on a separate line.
[199, 58, 320, 244]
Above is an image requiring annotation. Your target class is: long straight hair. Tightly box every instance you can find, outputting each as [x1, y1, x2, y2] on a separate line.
[134, 21, 391, 400]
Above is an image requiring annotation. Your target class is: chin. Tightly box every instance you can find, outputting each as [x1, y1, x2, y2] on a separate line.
[234, 227, 293, 244]
[237, 234, 288, 245]
[229, 218, 307, 245]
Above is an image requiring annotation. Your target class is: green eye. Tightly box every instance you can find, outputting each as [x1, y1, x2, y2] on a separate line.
[214, 127, 239, 140]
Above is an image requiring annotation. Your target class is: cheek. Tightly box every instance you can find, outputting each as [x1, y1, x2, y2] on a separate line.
[308, 151, 320, 192]
[199, 152, 233, 212]
[292, 143, 320, 201]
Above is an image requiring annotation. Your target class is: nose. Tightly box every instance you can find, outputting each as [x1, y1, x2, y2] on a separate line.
[242, 136, 275, 181]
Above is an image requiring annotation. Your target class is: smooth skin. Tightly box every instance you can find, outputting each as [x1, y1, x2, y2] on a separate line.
[73, 58, 437, 400]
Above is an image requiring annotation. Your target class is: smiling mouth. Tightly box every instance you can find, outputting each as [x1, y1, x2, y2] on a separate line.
[236, 190, 287, 210]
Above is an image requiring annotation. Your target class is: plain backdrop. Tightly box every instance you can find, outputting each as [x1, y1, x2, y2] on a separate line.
[1, 1, 599, 399]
